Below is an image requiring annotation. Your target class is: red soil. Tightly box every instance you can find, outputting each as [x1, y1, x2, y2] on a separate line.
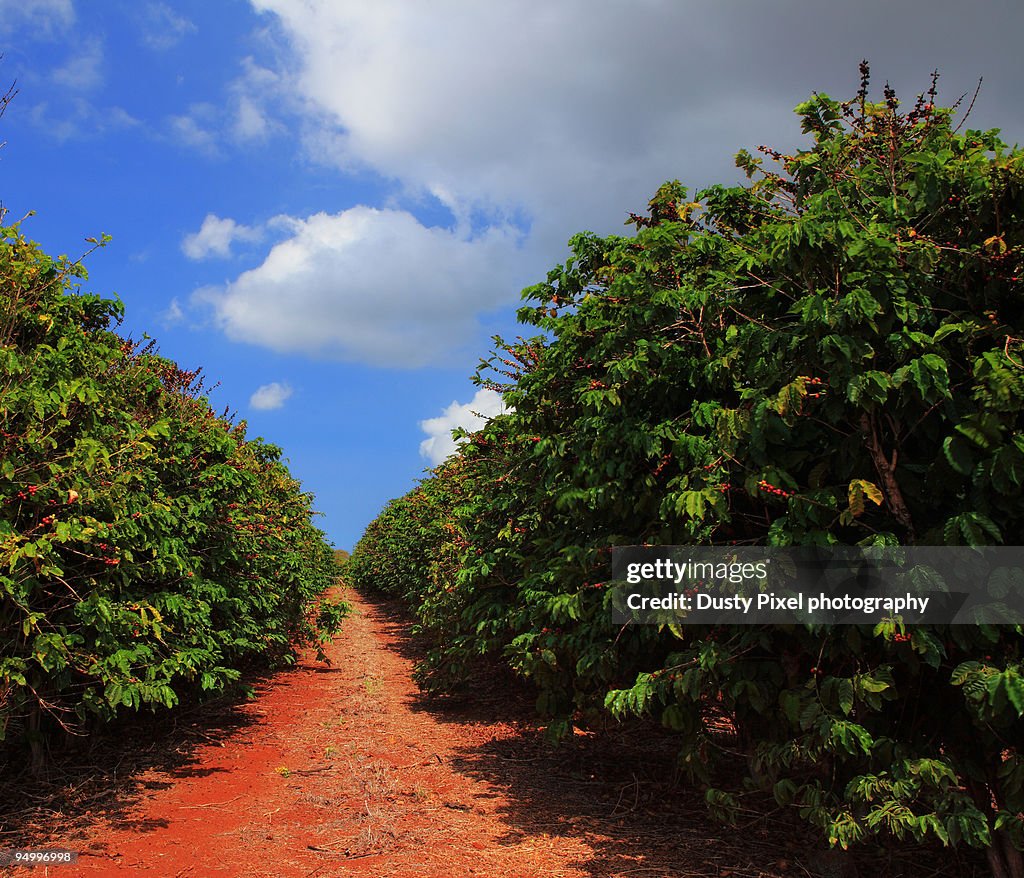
[4, 589, 982, 877]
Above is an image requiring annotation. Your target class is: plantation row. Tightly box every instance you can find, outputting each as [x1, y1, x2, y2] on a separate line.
[348, 78, 1024, 875]
[0, 224, 345, 769]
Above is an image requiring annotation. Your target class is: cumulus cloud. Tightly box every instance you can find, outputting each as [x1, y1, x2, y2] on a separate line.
[249, 1, 1024, 245]
[245, 1, 774, 249]
[191, 2, 805, 365]
[182, 214, 264, 260]
[249, 381, 293, 410]
[198, 1, 1024, 367]
[192, 206, 523, 367]
[419, 388, 508, 465]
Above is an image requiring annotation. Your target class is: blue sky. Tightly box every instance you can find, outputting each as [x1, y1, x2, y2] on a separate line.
[1, 1, 1022, 549]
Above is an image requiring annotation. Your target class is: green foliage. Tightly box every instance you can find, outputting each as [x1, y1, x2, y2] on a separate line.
[350, 71, 1024, 868]
[0, 223, 345, 758]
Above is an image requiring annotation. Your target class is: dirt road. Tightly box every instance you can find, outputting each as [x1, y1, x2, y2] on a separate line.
[7, 588, 967, 877]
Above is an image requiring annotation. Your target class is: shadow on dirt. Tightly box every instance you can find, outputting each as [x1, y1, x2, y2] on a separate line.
[0, 663, 296, 848]
[356, 589, 988, 878]
[0, 588, 992, 878]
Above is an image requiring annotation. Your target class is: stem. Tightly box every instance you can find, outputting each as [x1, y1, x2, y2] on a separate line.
[859, 411, 915, 540]
[987, 834, 1024, 878]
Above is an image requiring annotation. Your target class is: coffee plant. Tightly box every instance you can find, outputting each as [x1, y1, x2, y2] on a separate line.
[0, 221, 346, 770]
[350, 69, 1024, 876]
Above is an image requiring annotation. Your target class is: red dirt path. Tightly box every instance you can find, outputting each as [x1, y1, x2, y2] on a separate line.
[6, 588, 981, 877]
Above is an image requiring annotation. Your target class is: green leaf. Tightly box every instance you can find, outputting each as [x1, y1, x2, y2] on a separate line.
[837, 678, 855, 716]
[942, 432, 974, 473]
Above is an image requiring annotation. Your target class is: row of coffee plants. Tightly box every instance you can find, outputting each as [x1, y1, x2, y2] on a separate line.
[349, 72, 1024, 875]
[0, 223, 346, 769]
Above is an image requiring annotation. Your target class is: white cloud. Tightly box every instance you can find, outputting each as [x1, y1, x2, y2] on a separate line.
[160, 297, 184, 327]
[29, 97, 138, 142]
[140, 2, 196, 50]
[419, 388, 507, 465]
[191, 1, 774, 366]
[0, 0, 73, 36]
[106, 106, 140, 129]
[169, 105, 219, 155]
[208, 2, 1024, 369]
[192, 206, 523, 367]
[249, 1, 1024, 254]
[51, 40, 104, 91]
[249, 381, 293, 410]
[230, 56, 282, 141]
[234, 95, 269, 140]
[168, 58, 282, 154]
[246, 1, 749, 250]
[182, 214, 264, 260]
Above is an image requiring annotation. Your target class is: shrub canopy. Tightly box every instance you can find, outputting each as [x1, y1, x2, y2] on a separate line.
[0, 225, 345, 763]
[349, 73, 1024, 872]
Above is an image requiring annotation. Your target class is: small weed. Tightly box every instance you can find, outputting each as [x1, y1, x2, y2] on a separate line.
[352, 760, 398, 852]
